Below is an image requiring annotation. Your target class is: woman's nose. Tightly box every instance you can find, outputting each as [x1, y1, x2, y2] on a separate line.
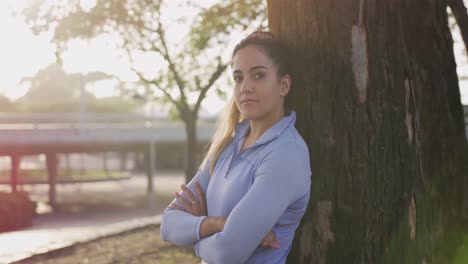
[240, 79, 253, 93]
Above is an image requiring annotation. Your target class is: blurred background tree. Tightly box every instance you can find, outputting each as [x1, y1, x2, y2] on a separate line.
[22, 0, 267, 181]
[0, 96, 18, 112]
[13, 62, 138, 113]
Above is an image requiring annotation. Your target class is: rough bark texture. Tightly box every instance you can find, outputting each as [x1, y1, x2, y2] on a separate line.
[267, 0, 468, 263]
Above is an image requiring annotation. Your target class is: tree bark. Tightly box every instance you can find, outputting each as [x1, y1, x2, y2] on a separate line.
[448, 0, 468, 59]
[183, 112, 199, 183]
[267, 0, 468, 263]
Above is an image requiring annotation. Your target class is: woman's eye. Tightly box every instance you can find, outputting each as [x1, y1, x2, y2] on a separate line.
[233, 76, 243, 83]
[254, 73, 265, 79]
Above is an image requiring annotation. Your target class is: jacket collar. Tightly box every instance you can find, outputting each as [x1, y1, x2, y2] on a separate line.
[235, 111, 296, 146]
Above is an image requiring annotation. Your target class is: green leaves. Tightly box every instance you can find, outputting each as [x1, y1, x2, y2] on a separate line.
[189, 0, 267, 55]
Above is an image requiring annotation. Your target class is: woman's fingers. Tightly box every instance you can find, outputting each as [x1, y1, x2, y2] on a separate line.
[261, 231, 280, 249]
[270, 232, 280, 249]
[194, 181, 205, 204]
[181, 184, 197, 203]
[170, 202, 183, 211]
[171, 182, 207, 217]
[175, 192, 191, 210]
[261, 234, 274, 248]
[270, 231, 280, 248]
[261, 233, 271, 247]
[267, 232, 277, 248]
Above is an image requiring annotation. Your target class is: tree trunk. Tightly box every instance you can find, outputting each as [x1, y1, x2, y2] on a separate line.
[267, 1, 468, 263]
[65, 154, 71, 178]
[120, 151, 128, 171]
[46, 153, 58, 208]
[102, 152, 109, 177]
[183, 113, 199, 183]
[80, 153, 86, 177]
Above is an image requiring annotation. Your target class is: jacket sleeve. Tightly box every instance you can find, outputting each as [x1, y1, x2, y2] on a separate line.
[160, 160, 211, 246]
[194, 143, 311, 264]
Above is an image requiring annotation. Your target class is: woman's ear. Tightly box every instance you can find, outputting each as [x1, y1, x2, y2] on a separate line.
[280, 74, 292, 97]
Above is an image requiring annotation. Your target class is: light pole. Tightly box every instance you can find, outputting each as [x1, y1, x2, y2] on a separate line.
[132, 93, 157, 209]
[79, 74, 87, 130]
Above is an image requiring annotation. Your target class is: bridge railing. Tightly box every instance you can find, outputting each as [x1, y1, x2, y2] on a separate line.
[0, 106, 466, 137]
[0, 113, 217, 129]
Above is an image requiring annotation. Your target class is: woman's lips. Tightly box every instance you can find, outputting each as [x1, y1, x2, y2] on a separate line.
[241, 99, 257, 104]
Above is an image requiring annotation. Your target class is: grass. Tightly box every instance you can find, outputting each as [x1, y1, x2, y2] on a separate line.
[453, 233, 468, 264]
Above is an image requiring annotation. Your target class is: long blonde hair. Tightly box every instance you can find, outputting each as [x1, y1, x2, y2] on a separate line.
[203, 97, 242, 175]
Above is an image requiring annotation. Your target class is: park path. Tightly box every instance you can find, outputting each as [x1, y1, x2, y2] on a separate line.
[0, 171, 185, 264]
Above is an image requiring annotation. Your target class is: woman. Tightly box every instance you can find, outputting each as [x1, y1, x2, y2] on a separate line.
[161, 31, 311, 264]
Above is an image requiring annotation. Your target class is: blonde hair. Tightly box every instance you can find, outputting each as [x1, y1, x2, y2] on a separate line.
[203, 97, 243, 175]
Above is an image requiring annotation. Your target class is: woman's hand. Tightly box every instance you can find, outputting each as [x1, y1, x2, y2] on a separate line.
[170, 181, 224, 239]
[170, 181, 207, 217]
[261, 230, 280, 249]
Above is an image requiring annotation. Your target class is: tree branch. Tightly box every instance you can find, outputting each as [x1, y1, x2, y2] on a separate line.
[154, 12, 189, 111]
[131, 67, 184, 113]
[123, 40, 183, 113]
[194, 59, 229, 113]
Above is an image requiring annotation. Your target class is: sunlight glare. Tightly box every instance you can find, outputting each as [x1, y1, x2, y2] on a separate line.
[79, 0, 97, 12]
[0, 2, 55, 100]
[86, 80, 120, 98]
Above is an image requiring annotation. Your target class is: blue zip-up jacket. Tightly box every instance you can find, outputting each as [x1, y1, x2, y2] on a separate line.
[161, 111, 311, 264]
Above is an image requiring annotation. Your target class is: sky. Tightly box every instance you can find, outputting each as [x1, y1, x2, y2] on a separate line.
[0, 0, 133, 99]
[0, 0, 56, 100]
[0, 1, 467, 112]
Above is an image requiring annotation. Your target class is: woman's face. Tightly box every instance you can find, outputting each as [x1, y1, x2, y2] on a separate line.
[231, 45, 290, 122]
